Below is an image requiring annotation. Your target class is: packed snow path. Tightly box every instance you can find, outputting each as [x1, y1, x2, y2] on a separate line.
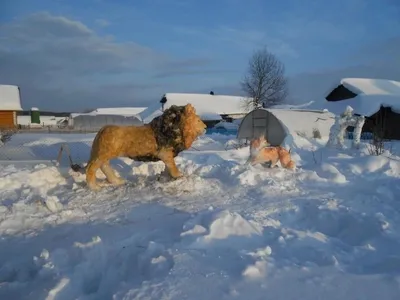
[0, 133, 400, 299]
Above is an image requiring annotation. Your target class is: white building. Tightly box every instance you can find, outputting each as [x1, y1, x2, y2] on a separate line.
[139, 93, 252, 126]
[68, 106, 146, 131]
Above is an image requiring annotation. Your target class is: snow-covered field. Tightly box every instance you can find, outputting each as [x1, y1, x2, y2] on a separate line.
[1, 132, 400, 299]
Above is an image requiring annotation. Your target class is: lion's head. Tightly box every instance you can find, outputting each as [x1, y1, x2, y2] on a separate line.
[249, 135, 270, 157]
[250, 135, 269, 149]
[180, 104, 207, 149]
[149, 103, 206, 156]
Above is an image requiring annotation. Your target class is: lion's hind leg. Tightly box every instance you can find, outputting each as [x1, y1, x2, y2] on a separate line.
[86, 158, 104, 191]
[100, 161, 126, 186]
[278, 148, 296, 169]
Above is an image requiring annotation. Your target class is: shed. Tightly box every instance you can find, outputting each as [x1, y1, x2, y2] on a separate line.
[139, 93, 252, 127]
[0, 85, 23, 128]
[237, 108, 335, 146]
[30, 107, 40, 124]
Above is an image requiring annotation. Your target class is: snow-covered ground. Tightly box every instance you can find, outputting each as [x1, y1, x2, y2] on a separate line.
[0, 131, 400, 299]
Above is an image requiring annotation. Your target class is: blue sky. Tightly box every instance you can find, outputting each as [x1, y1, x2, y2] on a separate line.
[1, 0, 399, 111]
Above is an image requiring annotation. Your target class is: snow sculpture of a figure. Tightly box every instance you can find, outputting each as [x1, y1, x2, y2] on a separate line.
[326, 106, 365, 149]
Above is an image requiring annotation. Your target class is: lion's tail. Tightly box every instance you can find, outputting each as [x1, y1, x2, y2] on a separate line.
[277, 146, 296, 170]
[88, 126, 108, 158]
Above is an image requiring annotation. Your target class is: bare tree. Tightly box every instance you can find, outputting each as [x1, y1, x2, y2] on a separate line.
[240, 47, 288, 110]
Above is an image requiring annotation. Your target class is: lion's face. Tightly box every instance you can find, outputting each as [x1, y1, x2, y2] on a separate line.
[181, 104, 207, 149]
[250, 136, 268, 149]
[249, 135, 269, 156]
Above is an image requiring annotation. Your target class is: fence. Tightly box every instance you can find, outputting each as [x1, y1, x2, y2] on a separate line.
[346, 131, 374, 140]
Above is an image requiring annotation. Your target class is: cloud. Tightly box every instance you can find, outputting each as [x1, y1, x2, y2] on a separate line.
[153, 68, 239, 79]
[348, 37, 400, 66]
[0, 12, 216, 111]
[152, 57, 240, 79]
[214, 26, 298, 58]
[287, 37, 400, 105]
[95, 18, 110, 27]
[19, 82, 163, 113]
[173, 25, 298, 58]
[0, 12, 166, 78]
[195, 84, 245, 97]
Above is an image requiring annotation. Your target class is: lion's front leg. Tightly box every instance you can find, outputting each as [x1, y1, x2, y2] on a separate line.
[157, 149, 183, 179]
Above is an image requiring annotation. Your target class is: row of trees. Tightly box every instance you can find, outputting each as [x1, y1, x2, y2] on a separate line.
[240, 47, 288, 110]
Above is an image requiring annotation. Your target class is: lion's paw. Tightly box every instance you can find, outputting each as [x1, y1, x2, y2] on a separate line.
[87, 182, 102, 191]
[113, 177, 126, 186]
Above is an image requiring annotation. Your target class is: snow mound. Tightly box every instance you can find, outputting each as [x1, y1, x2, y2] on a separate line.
[183, 210, 263, 249]
[0, 164, 67, 193]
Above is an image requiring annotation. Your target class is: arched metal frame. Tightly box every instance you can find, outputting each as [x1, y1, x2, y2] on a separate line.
[237, 108, 288, 146]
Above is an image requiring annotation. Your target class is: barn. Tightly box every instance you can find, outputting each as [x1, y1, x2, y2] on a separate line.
[321, 78, 400, 140]
[139, 93, 251, 127]
[237, 108, 335, 147]
[0, 85, 23, 129]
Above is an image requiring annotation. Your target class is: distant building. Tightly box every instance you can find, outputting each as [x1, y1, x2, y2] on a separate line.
[323, 78, 400, 140]
[139, 93, 252, 127]
[90, 107, 147, 116]
[68, 107, 145, 131]
[0, 85, 23, 129]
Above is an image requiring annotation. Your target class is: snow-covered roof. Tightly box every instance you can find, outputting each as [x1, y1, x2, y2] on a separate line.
[320, 94, 400, 117]
[91, 107, 147, 115]
[269, 101, 315, 110]
[267, 108, 336, 138]
[319, 78, 400, 116]
[139, 93, 251, 123]
[70, 107, 147, 118]
[0, 84, 23, 111]
[339, 78, 400, 96]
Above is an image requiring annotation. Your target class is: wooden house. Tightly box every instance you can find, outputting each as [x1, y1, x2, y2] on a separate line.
[323, 78, 400, 140]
